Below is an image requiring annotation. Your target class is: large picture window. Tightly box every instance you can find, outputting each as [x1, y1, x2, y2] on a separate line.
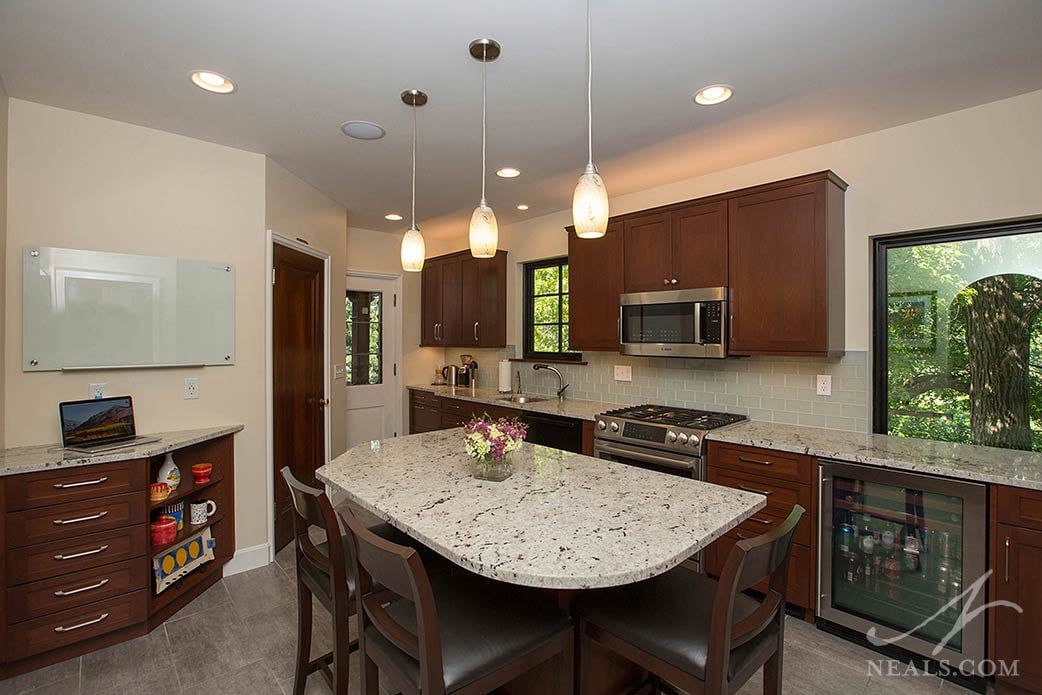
[873, 217, 1042, 451]
[523, 257, 581, 361]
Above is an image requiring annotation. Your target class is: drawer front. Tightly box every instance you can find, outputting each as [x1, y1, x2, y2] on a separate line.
[440, 413, 467, 429]
[729, 508, 811, 547]
[5, 460, 148, 512]
[7, 492, 146, 548]
[410, 390, 442, 408]
[410, 404, 442, 434]
[709, 442, 813, 484]
[8, 525, 148, 585]
[441, 398, 474, 417]
[995, 485, 1042, 532]
[707, 534, 811, 610]
[6, 590, 147, 661]
[7, 559, 148, 624]
[708, 468, 812, 521]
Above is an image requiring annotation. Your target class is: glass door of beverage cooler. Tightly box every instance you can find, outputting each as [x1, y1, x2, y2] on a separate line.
[818, 460, 987, 668]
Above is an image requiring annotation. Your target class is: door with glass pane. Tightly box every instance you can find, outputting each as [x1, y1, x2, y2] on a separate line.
[345, 274, 399, 449]
[819, 460, 986, 668]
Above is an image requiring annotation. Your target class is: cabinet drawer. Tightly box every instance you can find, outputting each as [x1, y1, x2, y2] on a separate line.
[707, 535, 811, 610]
[5, 460, 148, 512]
[8, 525, 148, 585]
[410, 390, 442, 408]
[6, 589, 147, 661]
[7, 558, 148, 624]
[995, 485, 1042, 532]
[729, 508, 811, 547]
[708, 468, 811, 521]
[709, 442, 813, 484]
[441, 398, 474, 417]
[440, 413, 467, 429]
[7, 492, 146, 548]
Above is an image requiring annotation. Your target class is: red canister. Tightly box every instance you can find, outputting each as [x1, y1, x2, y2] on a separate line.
[151, 515, 178, 546]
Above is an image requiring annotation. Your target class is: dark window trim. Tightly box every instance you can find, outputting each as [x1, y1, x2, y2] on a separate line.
[523, 256, 582, 361]
[871, 214, 1042, 435]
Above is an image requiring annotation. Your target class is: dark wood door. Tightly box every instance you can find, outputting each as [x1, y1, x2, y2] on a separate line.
[420, 259, 441, 346]
[993, 523, 1042, 693]
[622, 212, 673, 293]
[671, 201, 728, 289]
[439, 256, 462, 346]
[568, 220, 624, 350]
[728, 181, 826, 355]
[273, 244, 326, 553]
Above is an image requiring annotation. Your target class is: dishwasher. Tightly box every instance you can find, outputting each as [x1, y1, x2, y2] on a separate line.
[520, 412, 583, 454]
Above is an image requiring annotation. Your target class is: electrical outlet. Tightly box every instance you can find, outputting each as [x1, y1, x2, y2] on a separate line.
[614, 365, 633, 382]
[816, 374, 832, 396]
[89, 383, 107, 400]
[184, 377, 200, 400]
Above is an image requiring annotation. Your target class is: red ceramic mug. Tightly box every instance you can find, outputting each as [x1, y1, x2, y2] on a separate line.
[151, 515, 178, 546]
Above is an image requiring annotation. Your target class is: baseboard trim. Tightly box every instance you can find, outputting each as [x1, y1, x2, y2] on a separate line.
[222, 543, 271, 577]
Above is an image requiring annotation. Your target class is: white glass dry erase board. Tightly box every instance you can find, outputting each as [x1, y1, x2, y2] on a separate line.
[23, 246, 235, 371]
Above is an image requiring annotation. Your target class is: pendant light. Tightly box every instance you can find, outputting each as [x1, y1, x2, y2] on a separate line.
[572, 0, 608, 239]
[400, 89, 428, 272]
[468, 38, 500, 258]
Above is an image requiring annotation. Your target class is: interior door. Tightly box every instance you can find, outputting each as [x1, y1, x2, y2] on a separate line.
[345, 274, 399, 450]
[622, 212, 673, 293]
[273, 243, 327, 553]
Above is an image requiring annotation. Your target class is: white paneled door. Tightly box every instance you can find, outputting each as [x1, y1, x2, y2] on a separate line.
[345, 273, 400, 450]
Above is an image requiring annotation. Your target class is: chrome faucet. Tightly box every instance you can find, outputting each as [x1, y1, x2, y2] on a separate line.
[515, 369, 522, 395]
[533, 364, 569, 400]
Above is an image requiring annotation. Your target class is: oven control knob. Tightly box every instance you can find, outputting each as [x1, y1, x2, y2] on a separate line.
[688, 434, 700, 447]
[610, 422, 620, 433]
[597, 420, 606, 431]
[667, 431, 678, 443]
[677, 433, 689, 445]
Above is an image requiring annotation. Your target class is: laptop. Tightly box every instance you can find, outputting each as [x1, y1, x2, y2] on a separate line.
[59, 396, 160, 453]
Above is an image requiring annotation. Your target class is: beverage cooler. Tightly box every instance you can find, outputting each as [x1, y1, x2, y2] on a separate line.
[818, 460, 987, 668]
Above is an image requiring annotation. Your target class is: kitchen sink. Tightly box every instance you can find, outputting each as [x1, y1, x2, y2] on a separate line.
[497, 394, 551, 404]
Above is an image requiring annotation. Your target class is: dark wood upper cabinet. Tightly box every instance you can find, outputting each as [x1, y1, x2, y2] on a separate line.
[671, 201, 728, 289]
[622, 213, 673, 293]
[728, 174, 846, 356]
[568, 220, 624, 351]
[420, 250, 506, 348]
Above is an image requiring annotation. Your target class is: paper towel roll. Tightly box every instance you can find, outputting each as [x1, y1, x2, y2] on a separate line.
[498, 360, 512, 393]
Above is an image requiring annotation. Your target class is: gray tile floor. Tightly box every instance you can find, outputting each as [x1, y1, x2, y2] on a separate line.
[0, 545, 981, 695]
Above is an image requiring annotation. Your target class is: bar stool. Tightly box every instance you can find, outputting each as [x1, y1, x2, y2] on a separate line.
[576, 505, 806, 695]
[340, 511, 576, 695]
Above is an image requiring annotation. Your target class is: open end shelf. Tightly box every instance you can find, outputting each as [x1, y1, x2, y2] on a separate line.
[150, 512, 224, 556]
[149, 475, 224, 511]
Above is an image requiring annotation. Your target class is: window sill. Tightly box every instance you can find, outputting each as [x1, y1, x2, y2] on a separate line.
[510, 357, 587, 366]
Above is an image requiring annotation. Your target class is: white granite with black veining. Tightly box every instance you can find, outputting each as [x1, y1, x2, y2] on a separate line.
[317, 429, 766, 589]
[0, 425, 244, 478]
[707, 420, 1042, 491]
[408, 384, 614, 422]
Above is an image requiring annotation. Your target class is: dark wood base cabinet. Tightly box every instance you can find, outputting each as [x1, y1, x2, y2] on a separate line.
[0, 433, 237, 679]
[991, 485, 1042, 695]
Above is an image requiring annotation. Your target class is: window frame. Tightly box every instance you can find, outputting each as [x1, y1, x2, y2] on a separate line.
[871, 214, 1042, 435]
[522, 256, 582, 361]
[345, 289, 383, 386]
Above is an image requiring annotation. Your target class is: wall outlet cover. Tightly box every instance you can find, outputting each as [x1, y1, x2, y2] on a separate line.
[89, 383, 107, 400]
[333, 363, 346, 380]
[614, 365, 633, 382]
[816, 374, 832, 396]
[184, 377, 200, 400]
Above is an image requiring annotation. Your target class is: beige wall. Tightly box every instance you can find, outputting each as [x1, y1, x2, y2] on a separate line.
[5, 99, 270, 550]
[0, 79, 8, 448]
[265, 159, 349, 457]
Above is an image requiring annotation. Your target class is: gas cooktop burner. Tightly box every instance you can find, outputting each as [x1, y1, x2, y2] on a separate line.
[600, 404, 747, 430]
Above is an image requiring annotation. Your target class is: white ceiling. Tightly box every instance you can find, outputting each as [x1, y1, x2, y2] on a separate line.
[2, 0, 1042, 237]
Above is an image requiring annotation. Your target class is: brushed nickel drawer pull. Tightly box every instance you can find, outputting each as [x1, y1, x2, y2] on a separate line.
[53, 476, 109, 489]
[53, 511, 108, 525]
[54, 544, 109, 560]
[54, 612, 109, 633]
[737, 485, 773, 496]
[54, 578, 110, 597]
[748, 516, 774, 525]
[738, 456, 772, 466]
[474, 322, 479, 342]
[737, 533, 753, 541]
[1004, 537, 1010, 584]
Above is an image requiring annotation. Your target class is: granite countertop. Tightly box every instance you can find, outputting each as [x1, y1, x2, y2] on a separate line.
[318, 429, 764, 589]
[0, 425, 245, 478]
[408, 384, 615, 422]
[707, 420, 1042, 491]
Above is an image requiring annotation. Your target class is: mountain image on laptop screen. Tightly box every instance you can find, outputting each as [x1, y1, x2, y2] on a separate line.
[63, 398, 134, 445]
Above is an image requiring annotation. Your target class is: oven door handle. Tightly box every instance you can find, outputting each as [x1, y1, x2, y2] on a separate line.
[595, 442, 697, 471]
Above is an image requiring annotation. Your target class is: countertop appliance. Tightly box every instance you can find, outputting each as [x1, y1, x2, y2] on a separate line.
[620, 287, 728, 358]
[818, 460, 986, 676]
[593, 404, 747, 480]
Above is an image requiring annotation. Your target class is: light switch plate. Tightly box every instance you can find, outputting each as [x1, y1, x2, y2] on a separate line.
[334, 363, 346, 380]
[816, 374, 832, 396]
[614, 365, 633, 382]
[184, 377, 200, 400]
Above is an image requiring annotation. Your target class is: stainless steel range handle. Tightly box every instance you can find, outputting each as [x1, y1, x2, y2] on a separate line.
[54, 612, 109, 633]
[53, 476, 109, 489]
[54, 578, 110, 597]
[595, 443, 697, 471]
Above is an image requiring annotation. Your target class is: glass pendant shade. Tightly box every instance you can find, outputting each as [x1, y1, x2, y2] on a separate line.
[469, 201, 499, 258]
[400, 225, 425, 272]
[572, 165, 609, 239]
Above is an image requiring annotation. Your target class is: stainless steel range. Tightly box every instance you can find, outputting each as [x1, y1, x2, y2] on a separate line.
[593, 404, 747, 480]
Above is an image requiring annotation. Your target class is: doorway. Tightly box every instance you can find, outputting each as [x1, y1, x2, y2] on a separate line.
[271, 237, 330, 554]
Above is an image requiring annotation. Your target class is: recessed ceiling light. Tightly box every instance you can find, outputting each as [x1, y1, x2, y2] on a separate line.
[384, 213, 403, 221]
[191, 70, 236, 94]
[496, 167, 521, 178]
[516, 204, 529, 211]
[693, 84, 733, 105]
[341, 121, 386, 140]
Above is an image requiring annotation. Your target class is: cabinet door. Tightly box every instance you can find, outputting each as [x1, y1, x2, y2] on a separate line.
[410, 404, 442, 433]
[622, 212, 673, 293]
[568, 220, 624, 350]
[439, 256, 462, 345]
[671, 201, 727, 289]
[993, 523, 1042, 693]
[459, 257, 481, 347]
[728, 181, 827, 355]
[460, 252, 507, 348]
[420, 260, 441, 346]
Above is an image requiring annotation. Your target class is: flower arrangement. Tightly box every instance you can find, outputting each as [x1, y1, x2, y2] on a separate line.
[463, 414, 526, 481]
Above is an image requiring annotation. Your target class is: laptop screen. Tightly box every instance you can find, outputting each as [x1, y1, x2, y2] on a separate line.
[60, 396, 136, 447]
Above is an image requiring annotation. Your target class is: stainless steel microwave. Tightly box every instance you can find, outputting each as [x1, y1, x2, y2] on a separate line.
[619, 287, 728, 358]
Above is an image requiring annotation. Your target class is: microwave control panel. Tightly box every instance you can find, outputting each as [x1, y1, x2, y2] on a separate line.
[701, 303, 723, 344]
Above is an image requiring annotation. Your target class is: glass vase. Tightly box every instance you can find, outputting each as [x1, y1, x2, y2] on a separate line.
[471, 453, 514, 482]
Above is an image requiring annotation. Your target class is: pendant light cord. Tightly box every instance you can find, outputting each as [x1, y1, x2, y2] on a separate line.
[586, 0, 593, 167]
[411, 101, 417, 228]
[481, 44, 488, 203]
